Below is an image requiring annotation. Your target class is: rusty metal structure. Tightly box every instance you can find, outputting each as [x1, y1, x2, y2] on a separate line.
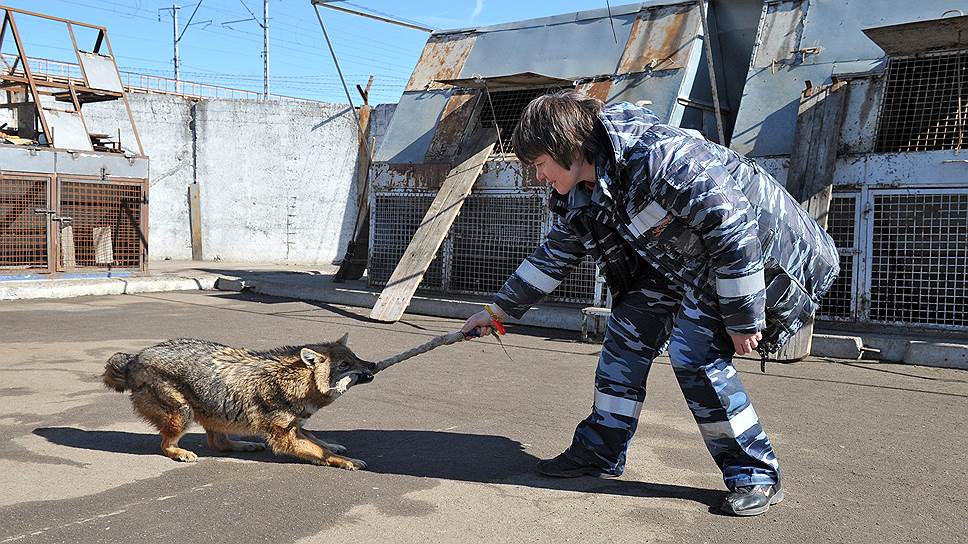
[731, 1, 968, 333]
[0, 5, 148, 277]
[370, 0, 764, 305]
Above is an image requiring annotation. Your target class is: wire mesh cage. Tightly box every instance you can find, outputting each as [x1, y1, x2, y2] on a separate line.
[0, 175, 49, 270]
[59, 179, 145, 269]
[868, 190, 968, 328]
[477, 87, 570, 154]
[369, 189, 598, 305]
[817, 193, 859, 321]
[875, 49, 968, 153]
[369, 193, 445, 291]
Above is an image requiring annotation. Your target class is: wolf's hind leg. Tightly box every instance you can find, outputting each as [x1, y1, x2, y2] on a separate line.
[266, 427, 365, 470]
[131, 386, 198, 462]
[205, 430, 265, 452]
[297, 428, 347, 454]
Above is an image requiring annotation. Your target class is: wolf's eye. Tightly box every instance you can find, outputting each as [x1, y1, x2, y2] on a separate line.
[338, 362, 349, 370]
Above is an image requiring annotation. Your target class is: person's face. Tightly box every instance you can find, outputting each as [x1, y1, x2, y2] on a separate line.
[532, 153, 583, 195]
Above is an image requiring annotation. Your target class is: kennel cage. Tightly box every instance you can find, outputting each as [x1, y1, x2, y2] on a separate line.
[368, 1, 762, 307]
[0, 5, 148, 277]
[733, 2, 968, 333]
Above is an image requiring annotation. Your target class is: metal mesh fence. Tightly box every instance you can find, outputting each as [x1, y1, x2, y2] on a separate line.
[869, 191, 968, 328]
[59, 180, 144, 269]
[370, 190, 598, 305]
[449, 192, 544, 296]
[817, 193, 858, 321]
[0, 176, 48, 269]
[369, 193, 444, 291]
[875, 50, 968, 153]
[478, 87, 569, 154]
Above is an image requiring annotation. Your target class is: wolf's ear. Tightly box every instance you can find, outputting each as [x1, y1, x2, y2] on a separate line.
[336, 333, 349, 346]
[300, 348, 326, 367]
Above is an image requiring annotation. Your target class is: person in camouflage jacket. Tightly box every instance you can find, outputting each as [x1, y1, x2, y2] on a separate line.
[462, 91, 839, 516]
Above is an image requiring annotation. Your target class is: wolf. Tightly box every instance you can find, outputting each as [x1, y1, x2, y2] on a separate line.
[102, 334, 375, 469]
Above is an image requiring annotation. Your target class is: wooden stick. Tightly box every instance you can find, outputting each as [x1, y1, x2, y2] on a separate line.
[373, 331, 465, 373]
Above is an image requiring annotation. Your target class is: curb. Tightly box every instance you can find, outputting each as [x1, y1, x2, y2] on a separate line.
[0, 275, 220, 301]
[810, 334, 864, 360]
[904, 341, 968, 370]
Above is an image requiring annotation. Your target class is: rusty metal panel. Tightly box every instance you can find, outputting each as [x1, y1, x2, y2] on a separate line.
[617, 2, 702, 73]
[405, 33, 477, 92]
[78, 51, 124, 93]
[577, 79, 614, 101]
[370, 162, 454, 190]
[0, 173, 50, 271]
[863, 15, 968, 57]
[58, 177, 145, 270]
[458, 13, 636, 81]
[435, 72, 574, 89]
[374, 90, 452, 163]
[473, 159, 542, 188]
[838, 77, 884, 155]
[425, 90, 480, 162]
[44, 108, 94, 152]
[750, 0, 806, 70]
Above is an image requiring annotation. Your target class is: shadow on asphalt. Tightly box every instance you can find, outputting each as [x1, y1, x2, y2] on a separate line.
[33, 427, 724, 509]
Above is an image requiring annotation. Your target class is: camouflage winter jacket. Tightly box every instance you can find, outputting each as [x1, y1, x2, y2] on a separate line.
[494, 102, 840, 347]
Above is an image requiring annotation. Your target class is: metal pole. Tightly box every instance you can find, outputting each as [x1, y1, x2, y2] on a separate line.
[171, 5, 180, 93]
[313, 4, 366, 159]
[697, 0, 725, 145]
[263, 0, 269, 99]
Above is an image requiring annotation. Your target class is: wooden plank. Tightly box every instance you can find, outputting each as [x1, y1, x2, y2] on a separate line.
[189, 182, 203, 261]
[93, 226, 113, 265]
[369, 138, 496, 322]
[773, 81, 847, 363]
[60, 225, 76, 269]
[333, 101, 373, 282]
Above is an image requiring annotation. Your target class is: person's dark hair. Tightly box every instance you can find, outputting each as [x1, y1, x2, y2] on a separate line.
[512, 89, 609, 169]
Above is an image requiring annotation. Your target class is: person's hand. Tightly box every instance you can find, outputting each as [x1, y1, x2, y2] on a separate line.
[730, 331, 763, 355]
[461, 305, 507, 340]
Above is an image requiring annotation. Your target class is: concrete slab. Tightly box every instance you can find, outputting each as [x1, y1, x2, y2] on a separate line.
[905, 341, 968, 370]
[0, 291, 966, 543]
[0, 275, 219, 301]
[810, 334, 864, 360]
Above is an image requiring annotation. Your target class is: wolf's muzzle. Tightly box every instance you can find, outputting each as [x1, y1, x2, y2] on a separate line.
[356, 371, 374, 384]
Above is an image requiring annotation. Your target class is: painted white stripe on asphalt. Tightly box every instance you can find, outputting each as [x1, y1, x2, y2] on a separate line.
[628, 201, 668, 237]
[594, 390, 644, 419]
[716, 270, 765, 298]
[698, 404, 759, 439]
[515, 260, 561, 293]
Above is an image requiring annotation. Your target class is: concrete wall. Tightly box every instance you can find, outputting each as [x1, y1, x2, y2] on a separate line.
[82, 94, 396, 264]
[84, 94, 195, 261]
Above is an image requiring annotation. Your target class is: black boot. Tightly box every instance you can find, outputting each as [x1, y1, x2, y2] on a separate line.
[720, 483, 783, 516]
[536, 450, 621, 479]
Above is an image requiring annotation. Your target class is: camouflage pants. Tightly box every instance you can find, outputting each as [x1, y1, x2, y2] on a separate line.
[570, 284, 781, 489]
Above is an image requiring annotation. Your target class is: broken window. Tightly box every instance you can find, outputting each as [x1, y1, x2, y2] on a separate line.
[477, 87, 568, 154]
[875, 49, 968, 152]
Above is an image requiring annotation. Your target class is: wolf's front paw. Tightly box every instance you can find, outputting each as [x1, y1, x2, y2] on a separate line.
[334, 457, 366, 470]
[169, 449, 198, 463]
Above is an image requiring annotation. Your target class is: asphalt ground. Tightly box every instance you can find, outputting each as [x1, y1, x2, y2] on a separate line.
[1, 290, 966, 543]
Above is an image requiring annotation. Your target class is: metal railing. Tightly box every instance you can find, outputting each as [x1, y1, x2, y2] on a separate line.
[1, 53, 319, 102]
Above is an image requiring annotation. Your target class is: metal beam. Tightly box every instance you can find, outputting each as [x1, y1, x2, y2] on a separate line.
[311, 1, 433, 33]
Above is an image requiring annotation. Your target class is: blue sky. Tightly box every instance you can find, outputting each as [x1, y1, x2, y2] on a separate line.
[1, 1, 614, 104]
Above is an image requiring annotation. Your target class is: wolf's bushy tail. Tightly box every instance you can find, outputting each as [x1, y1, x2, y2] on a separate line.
[103, 352, 135, 392]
